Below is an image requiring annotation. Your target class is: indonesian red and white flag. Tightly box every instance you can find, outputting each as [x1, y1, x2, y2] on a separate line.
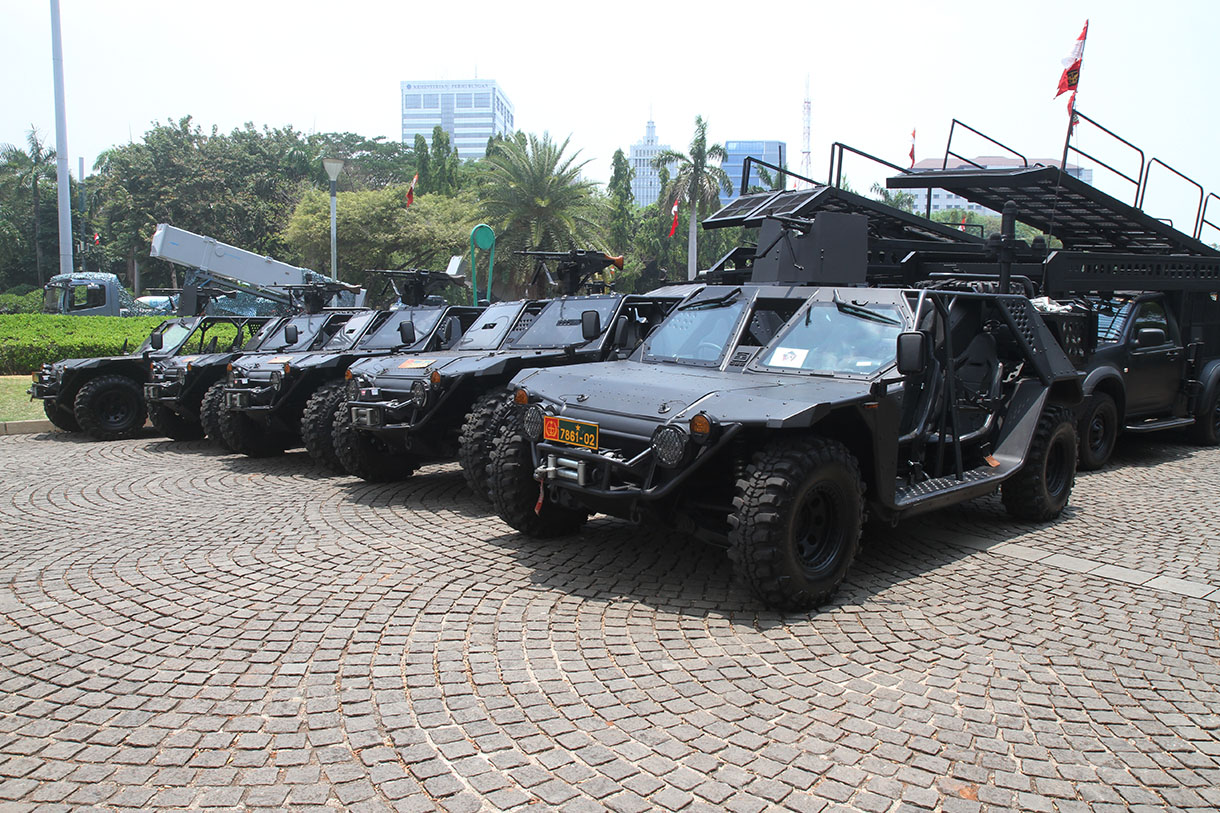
[406, 173, 418, 207]
[1056, 20, 1088, 98]
[667, 197, 680, 237]
[959, 215, 967, 231]
[909, 129, 916, 168]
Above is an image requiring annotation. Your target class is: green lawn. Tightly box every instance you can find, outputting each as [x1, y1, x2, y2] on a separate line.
[0, 375, 46, 422]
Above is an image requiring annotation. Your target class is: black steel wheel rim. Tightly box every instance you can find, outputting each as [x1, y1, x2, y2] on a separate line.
[98, 390, 135, 429]
[793, 482, 845, 577]
[1087, 409, 1111, 455]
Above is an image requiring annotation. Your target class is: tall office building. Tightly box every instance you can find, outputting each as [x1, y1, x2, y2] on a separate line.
[628, 120, 672, 207]
[400, 80, 515, 159]
[721, 140, 787, 205]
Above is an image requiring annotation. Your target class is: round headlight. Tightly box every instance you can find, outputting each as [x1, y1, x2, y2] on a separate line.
[178, 366, 189, 380]
[226, 369, 236, 385]
[651, 425, 689, 468]
[270, 370, 282, 386]
[346, 378, 360, 400]
[523, 405, 545, 440]
[409, 380, 428, 407]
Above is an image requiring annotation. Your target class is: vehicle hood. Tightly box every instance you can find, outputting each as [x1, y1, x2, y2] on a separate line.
[231, 350, 319, 375]
[515, 361, 877, 429]
[351, 347, 568, 384]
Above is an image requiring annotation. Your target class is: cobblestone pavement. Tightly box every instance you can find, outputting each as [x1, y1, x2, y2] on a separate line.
[0, 430, 1218, 812]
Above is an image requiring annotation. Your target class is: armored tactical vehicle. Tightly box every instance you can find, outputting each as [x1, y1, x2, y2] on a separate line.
[337, 251, 698, 493]
[30, 315, 269, 441]
[489, 190, 1084, 611]
[221, 295, 482, 464]
[887, 113, 1220, 468]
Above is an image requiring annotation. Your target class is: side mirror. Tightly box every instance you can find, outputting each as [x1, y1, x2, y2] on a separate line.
[581, 310, 602, 342]
[284, 324, 300, 345]
[149, 331, 164, 350]
[1137, 327, 1166, 348]
[896, 331, 928, 376]
[398, 320, 416, 346]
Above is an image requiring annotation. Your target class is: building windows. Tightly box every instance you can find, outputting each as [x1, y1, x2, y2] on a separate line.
[404, 94, 421, 110]
[456, 93, 472, 109]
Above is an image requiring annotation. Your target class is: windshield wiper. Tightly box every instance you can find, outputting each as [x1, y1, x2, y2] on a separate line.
[679, 287, 742, 312]
[831, 293, 901, 326]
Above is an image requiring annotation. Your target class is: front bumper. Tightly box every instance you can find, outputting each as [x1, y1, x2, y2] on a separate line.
[144, 379, 183, 403]
[223, 384, 277, 411]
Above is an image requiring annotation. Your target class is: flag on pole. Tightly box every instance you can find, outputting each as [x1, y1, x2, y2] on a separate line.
[1067, 91, 1080, 133]
[667, 197, 680, 237]
[406, 173, 418, 207]
[959, 215, 967, 231]
[92, 233, 100, 245]
[1056, 20, 1088, 98]
[909, 129, 916, 168]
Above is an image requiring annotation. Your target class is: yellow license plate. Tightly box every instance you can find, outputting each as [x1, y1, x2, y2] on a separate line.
[543, 415, 598, 450]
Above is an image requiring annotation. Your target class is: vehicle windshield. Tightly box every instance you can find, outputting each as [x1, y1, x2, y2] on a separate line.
[138, 320, 195, 353]
[263, 314, 330, 351]
[323, 311, 381, 350]
[511, 297, 620, 349]
[759, 302, 905, 376]
[245, 319, 281, 350]
[641, 295, 748, 365]
[42, 285, 64, 313]
[457, 302, 524, 351]
[1092, 296, 1134, 343]
[359, 306, 446, 350]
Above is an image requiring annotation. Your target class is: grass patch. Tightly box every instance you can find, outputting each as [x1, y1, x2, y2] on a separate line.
[0, 375, 46, 422]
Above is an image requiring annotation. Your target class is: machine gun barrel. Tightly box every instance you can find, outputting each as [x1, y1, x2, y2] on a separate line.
[515, 249, 624, 271]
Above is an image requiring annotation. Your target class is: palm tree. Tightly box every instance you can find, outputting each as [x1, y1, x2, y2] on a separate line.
[480, 132, 606, 293]
[653, 116, 732, 280]
[0, 127, 56, 284]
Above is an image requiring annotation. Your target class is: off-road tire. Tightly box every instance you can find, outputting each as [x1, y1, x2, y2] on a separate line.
[199, 380, 230, 448]
[219, 404, 288, 458]
[332, 401, 417, 482]
[458, 387, 514, 500]
[1077, 392, 1118, 470]
[43, 399, 79, 432]
[301, 381, 348, 472]
[488, 413, 587, 538]
[73, 374, 146, 441]
[727, 437, 864, 612]
[147, 401, 205, 441]
[1002, 405, 1077, 521]
[1188, 386, 1220, 446]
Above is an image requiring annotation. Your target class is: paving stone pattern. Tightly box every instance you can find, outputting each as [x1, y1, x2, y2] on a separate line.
[0, 430, 1218, 812]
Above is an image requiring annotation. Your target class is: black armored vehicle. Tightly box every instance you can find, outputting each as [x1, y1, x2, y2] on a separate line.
[30, 314, 268, 441]
[491, 196, 1084, 611]
[337, 250, 698, 492]
[221, 287, 483, 465]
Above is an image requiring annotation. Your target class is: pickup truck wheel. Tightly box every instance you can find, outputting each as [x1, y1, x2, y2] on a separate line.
[1189, 387, 1220, 446]
[43, 400, 80, 432]
[199, 381, 230, 448]
[1077, 392, 1117, 470]
[1002, 406, 1077, 521]
[301, 381, 348, 472]
[147, 401, 205, 441]
[458, 387, 514, 500]
[219, 404, 287, 458]
[332, 402, 416, 482]
[488, 412, 587, 538]
[73, 374, 146, 441]
[727, 438, 864, 612]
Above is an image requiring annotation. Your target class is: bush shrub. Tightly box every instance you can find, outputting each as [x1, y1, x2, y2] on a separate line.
[0, 314, 167, 374]
[5, 284, 38, 296]
[0, 290, 43, 315]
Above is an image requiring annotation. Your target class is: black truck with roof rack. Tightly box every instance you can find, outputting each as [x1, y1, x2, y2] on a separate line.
[887, 110, 1220, 467]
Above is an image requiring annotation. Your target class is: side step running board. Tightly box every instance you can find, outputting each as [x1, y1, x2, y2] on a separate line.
[1124, 417, 1195, 434]
[895, 466, 1006, 508]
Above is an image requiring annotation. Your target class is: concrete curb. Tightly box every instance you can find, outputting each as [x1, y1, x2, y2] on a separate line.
[0, 420, 57, 436]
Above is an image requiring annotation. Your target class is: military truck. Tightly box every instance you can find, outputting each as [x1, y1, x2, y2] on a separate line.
[486, 185, 1084, 611]
[220, 296, 482, 463]
[30, 315, 268, 440]
[887, 112, 1220, 468]
[41, 272, 159, 317]
[337, 251, 698, 493]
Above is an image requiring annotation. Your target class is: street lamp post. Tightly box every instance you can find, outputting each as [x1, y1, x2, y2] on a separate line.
[322, 158, 344, 281]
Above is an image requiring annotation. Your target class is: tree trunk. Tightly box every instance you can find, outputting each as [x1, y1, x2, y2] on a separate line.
[32, 177, 44, 285]
[686, 197, 698, 281]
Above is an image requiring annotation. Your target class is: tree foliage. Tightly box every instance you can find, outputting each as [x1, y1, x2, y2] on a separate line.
[653, 116, 731, 280]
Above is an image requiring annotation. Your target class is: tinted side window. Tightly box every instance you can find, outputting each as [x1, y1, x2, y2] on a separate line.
[1132, 301, 1172, 342]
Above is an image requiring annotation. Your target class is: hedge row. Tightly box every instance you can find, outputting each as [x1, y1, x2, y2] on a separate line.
[0, 291, 43, 315]
[0, 314, 167, 374]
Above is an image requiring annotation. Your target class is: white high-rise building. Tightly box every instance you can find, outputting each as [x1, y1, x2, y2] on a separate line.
[400, 80, 515, 159]
[629, 120, 673, 207]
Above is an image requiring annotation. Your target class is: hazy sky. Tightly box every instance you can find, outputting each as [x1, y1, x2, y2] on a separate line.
[3, 0, 1218, 235]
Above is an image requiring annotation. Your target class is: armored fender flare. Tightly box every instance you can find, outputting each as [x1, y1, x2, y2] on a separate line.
[1080, 366, 1126, 418]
